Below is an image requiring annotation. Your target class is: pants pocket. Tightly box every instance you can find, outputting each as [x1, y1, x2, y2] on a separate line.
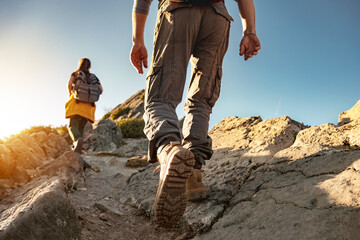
[145, 65, 163, 104]
[207, 66, 222, 108]
[211, 2, 234, 22]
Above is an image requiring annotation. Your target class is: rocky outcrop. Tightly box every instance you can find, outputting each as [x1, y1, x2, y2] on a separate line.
[338, 100, 360, 125]
[110, 89, 145, 120]
[0, 132, 83, 240]
[118, 116, 360, 239]
[0, 132, 71, 187]
[83, 119, 123, 152]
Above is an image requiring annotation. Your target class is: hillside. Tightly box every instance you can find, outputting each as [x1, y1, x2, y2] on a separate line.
[1, 92, 360, 239]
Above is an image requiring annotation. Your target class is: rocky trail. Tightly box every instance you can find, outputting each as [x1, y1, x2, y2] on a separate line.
[2, 93, 360, 239]
[68, 150, 187, 240]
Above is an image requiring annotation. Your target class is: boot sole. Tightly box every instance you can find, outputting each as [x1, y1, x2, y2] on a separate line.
[154, 148, 195, 227]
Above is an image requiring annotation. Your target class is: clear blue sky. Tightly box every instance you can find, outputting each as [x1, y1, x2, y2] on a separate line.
[0, 0, 359, 139]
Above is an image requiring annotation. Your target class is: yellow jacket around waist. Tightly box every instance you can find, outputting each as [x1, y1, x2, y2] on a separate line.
[65, 93, 96, 123]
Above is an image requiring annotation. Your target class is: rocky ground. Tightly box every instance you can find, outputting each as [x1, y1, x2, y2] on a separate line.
[119, 116, 360, 240]
[68, 150, 187, 240]
[2, 96, 360, 239]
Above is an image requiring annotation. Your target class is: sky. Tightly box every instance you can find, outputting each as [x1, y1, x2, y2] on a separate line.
[0, 0, 359, 139]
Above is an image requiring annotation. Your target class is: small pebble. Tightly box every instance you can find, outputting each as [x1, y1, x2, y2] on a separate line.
[99, 213, 108, 221]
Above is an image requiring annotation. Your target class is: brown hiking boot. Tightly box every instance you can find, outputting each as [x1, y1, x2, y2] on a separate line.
[154, 142, 195, 227]
[186, 169, 210, 201]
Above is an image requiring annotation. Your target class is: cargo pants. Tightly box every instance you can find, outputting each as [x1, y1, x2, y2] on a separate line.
[144, 1, 233, 166]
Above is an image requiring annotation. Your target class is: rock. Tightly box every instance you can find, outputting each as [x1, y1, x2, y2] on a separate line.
[39, 151, 83, 180]
[115, 138, 148, 157]
[126, 155, 149, 167]
[0, 178, 81, 240]
[118, 115, 360, 239]
[110, 90, 145, 121]
[61, 132, 72, 145]
[197, 149, 360, 240]
[84, 119, 123, 152]
[0, 130, 84, 240]
[6, 135, 44, 172]
[31, 132, 71, 159]
[94, 202, 109, 212]
[0, 144, 14, 179]
[338, 100, 360, 125]
[118, 165, 158, 217]
[0, 132, 73, 185]
[99, 213, 109, 221]
[83, 121, 93, 138]
[275, 120, 360, 161]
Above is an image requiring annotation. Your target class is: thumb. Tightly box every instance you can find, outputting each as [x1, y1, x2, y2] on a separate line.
[143, 57, 148, 69]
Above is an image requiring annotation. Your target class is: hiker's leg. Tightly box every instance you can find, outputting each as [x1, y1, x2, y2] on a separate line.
[144, 5, 202, 162]
[68, 115, 83, 142]
[78, 116, 88, 138]
[183, 5, 230, 168]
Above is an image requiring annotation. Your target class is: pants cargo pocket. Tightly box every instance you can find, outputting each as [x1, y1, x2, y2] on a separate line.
[211, 2, 234, 22]
[207, 66, 222, 108]
[145, 65, 163, 105]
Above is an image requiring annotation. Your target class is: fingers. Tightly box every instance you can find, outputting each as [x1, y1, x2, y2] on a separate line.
[130, 44, 148, 74]
[130, 52, 143, 74]
[240, 34, 261, 61]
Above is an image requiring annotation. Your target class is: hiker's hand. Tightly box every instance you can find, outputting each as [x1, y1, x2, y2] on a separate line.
[130, 42, 148, 74]
[240, 33, 261, 61]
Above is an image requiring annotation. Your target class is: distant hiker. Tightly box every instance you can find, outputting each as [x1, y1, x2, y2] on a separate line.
[65, 58, 103, 153]
[130, 0, 261, 226]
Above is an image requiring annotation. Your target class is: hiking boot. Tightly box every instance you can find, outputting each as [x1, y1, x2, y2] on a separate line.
[73, 138, 84, 154]
[154, 142, 195, 227]
[186, 169, 210, 201]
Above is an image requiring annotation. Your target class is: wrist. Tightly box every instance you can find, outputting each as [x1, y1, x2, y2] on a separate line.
[243, 29, 257, 37]
[132, 35, 144, 45]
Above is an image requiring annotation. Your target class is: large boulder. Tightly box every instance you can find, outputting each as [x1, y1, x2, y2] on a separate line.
[118, 115, 360, 239]
[0, 131, 83, 240]
[84, 119, 123, 152]
[338, 99, 360, 125]
[0, 177, 81, 240]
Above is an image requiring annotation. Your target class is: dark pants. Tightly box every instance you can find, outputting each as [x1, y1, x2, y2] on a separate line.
[144, 2, 231, 166]
[68, 115, 88, 142]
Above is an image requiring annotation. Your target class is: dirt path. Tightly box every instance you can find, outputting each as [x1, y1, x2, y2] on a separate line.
[68, 152, 188, 240]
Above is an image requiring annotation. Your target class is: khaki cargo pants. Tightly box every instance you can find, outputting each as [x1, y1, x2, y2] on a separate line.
[144, 1, 233, 166]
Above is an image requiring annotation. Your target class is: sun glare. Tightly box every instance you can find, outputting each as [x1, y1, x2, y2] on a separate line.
[0, 119, 25, 140]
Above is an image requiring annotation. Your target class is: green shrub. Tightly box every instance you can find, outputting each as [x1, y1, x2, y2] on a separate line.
[16, 125, 69, 136]
[111, 106, 131, 120]
[102, 112, 111, 119]
[116, 118, 145, 138]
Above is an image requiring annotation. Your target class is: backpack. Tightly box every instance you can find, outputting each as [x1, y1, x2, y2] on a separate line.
[72, 71, 102, 104]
